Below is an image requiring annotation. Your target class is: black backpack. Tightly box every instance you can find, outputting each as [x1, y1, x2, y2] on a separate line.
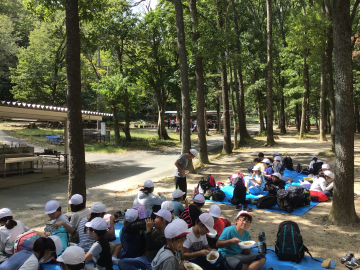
[276, 189, 294, 212]
[256, 195, 277, 209]
[211, 190, 225, 201]
[204, 189, 215, 200]
[283, 157, 294, 171]
[230, 181, 247, 205]
[310, 162, 323, 175]
[286, 186, 306, 208]
[275, 221, 320, 263]
[198, 178, 210, 193]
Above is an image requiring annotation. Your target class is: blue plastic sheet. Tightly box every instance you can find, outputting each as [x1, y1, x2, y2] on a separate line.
[250, 247, 337, 270]
[42, 222, 124, 270]
[206, 170, 319, 216]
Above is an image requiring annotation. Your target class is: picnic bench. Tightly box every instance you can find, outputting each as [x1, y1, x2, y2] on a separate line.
[3, 156, 43, 177]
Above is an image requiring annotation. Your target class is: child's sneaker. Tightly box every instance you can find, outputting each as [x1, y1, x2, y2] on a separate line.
[242, 205, 252, 212]
[345, 258, 360, 269]
[339, 253, 354, 264]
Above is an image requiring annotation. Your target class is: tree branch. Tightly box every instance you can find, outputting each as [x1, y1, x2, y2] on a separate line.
[350, 0, 360, 26]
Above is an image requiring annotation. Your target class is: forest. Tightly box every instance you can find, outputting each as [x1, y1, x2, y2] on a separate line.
[0, 0, 359, 224]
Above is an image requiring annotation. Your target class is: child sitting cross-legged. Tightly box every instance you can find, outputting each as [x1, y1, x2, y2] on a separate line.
[182, 213, 222, 270]
[118, 209, 171, 270]
[171, 189, 188, 217]
[85, 217, 116, 270]
[151, 219, 190, 270]
[217, 211, 266, 270]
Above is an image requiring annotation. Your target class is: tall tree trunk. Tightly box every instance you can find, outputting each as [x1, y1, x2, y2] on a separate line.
[189, 0, 209, 164]
[229, 59, 238, 150]
[299, 53, 309, 139]
[257, 90, 264, 133]
[306, 96, 311, 132]
[355, 98, 360, 133]
[266, 0, 275, 145]
[217, 96, 221, 133]
[112, 102, 121, 143]
[157, 96, 171, 140]
[324, 0, 335, 150]
[116, 44, 131, 141]
[65, 0, 86, 204]
[230, 0, 250, 141]
[173, 0, 194, 171]
[176, 101, 182, 142]
[320, 54, 327, 141]
[233, 64, 242, 144]
[329, 0, 359, 225]
[217, 0, 231, 154]
[296, 104, 300, 131]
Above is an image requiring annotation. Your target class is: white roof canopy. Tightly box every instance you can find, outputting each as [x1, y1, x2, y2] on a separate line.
[0, 101, 112, 122]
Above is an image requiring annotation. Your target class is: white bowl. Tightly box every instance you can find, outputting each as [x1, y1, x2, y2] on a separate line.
[206, 251, 220, 264]
[184, 262, 202, 270]
[238, 240, 256, 249]
[207, 232, 217, 238]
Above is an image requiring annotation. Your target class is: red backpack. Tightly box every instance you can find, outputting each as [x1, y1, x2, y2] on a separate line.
[310, 191, 328, 202]
[207, 175, 215, 187]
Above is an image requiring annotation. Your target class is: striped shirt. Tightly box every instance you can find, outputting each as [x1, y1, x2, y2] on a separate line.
[70, 208, 91, 230]
[77, 218, 94, 252]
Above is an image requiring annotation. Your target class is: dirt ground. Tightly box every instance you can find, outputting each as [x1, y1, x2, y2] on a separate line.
[26, 126, 360, 269]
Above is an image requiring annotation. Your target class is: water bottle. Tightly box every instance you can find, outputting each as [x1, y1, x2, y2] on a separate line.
[258, 231, 266, 254]
[304, 190, 311, 206]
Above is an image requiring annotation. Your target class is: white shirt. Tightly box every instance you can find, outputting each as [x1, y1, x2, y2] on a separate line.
[0, 220, 29, 254]
[19, 254, 38, 270]
[310, 177, 333, 192]
[183, 228, 208, 260]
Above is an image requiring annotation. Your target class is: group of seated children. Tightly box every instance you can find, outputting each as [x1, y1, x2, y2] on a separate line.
[0, 176, 267, 270]
[245, 151, 292, 196]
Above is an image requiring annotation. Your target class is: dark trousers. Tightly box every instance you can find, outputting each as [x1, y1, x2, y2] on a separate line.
[175, 176, 187, 197]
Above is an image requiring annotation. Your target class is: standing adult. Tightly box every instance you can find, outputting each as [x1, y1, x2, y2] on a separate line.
[174, 149, 198, 197]
[168, 118, 171, 129]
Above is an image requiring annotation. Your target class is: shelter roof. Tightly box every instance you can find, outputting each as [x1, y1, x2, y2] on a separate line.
[0, 101, 112, 121]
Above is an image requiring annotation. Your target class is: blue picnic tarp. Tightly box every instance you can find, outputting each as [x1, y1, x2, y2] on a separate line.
[206, 170, 319, 216]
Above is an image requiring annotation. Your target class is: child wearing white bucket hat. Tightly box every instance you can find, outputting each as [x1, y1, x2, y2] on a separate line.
[0, 208, 29, 254]
[133, 180, 166, 217]
[182, 213, 221, 270]
[217, 211, 266, 270]
[57, 245, 85, 270]
[151, 219, 190, 270]
[171, 189, 188, 217]
[174, 149, 198, 198]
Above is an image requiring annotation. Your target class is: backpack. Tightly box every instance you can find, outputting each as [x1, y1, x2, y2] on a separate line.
[286, 186, 306, 208]
[230, 181, 247, 205]
[283, 157, 294, 171]
[275, 221, 305, 262]
[44, 225, 68, 253]
[276, 189, 294, 212]
[193, 178, 210, 198]
[14, 231, 40, 253]
[211, 190, 225, 202]
[310, 190, 328, 202]
[256, 195, 277, 209]
[275, 221, 320, 264]
[311, 162, 323, 175]
[204, 189, 215, 200]
[207, 175, 215, 187]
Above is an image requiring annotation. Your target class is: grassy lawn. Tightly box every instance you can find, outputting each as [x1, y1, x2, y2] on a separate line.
[0, 122, 199, 154]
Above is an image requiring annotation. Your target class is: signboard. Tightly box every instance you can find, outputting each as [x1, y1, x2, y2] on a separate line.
[101, 122, 106, 135]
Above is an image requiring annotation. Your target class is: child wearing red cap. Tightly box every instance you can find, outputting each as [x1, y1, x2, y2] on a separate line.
[217, 211, 266, 270]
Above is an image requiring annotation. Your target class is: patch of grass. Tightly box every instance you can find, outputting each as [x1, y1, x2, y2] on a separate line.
[318, 149, 335, 157]
[0, 122, 200, 153]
